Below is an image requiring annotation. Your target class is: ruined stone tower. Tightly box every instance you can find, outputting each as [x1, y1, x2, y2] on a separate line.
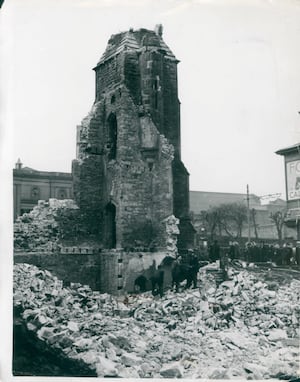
[72, 26, 194, 250]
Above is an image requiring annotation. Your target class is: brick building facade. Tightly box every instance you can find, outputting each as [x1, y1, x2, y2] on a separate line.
[72, 26, 194, 251]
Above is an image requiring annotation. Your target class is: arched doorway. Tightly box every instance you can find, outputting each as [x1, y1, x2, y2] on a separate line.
[105, 202, 116, 248]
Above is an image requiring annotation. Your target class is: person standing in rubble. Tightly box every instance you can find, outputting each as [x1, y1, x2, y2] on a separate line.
[228, 241, 235, 261]
[209, 240, 220, 262]
[188, 251, 200, 288]
[282, 243, 293, 265]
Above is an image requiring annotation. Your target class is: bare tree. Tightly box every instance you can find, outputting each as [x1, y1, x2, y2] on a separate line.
[200, 203, 247, 240]
[200, 208, 221, 241]
[270, 210, 286, 244]
[215, 203, 248, 239]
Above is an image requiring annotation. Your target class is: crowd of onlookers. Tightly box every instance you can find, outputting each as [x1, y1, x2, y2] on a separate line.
[194, 239, 300, 266]
[241, 241, 299, 265]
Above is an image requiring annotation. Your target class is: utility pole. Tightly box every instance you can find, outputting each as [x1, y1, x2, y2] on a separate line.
[247, 184, 251, 243]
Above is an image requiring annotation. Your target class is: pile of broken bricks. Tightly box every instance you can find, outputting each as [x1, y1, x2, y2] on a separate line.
[14, 262, 299, 379]
[14, 199, 78, 252]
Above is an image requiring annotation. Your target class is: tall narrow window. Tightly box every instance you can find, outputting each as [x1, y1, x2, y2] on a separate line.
[105, 202, 116, 248]
[153, 75, 160, 110]
[107, 113, 117, 160]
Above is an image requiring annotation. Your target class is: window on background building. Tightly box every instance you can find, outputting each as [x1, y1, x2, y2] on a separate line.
[58, 189, 67, 199]
[20, 208, 31, 215]
[31, 187, 40, 200]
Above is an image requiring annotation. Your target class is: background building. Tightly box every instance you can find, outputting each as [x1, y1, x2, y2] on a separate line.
[276, 143, 300, 240]
[13, 159, 73, 220]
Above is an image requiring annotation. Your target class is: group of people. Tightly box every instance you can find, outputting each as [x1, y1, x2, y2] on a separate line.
[207, 239, 300, 266]
[134, 239, 300, 298]
[244, 241, 300, 265]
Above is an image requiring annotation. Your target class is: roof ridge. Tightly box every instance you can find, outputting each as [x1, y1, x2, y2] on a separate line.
[98, 31, 140, 64]
[97, 29, 177, 66]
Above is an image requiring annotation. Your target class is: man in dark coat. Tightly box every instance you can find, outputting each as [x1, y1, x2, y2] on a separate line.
[209, 240, 220, 262]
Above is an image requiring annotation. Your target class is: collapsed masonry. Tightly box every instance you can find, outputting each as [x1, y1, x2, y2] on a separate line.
[72, 25, 195, 251]
[14, 199, 79, 252]
[13, 263, 300, 378]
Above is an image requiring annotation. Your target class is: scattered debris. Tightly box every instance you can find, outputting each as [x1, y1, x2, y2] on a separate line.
[14, 263, 300, 378]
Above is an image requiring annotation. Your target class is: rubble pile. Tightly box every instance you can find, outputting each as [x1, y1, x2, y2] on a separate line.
[14, 199, 78, 252]
[14, 263, 299, 379]
[163, 215, 179, 258]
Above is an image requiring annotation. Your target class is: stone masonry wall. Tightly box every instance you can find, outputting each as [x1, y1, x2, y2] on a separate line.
[100, 250, 173, 294]
[95, 55, 123, 99]
[14, 250, 172, 295]
[74, 84, 174, 249]
[73, 27, 194, 250]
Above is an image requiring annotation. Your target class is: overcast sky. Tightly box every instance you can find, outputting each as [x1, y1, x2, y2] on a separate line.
[2, 0, 300, 199]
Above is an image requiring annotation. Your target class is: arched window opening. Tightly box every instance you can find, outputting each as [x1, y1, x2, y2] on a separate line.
[105, 202, 116, 249]
[107, 113, 117, 160]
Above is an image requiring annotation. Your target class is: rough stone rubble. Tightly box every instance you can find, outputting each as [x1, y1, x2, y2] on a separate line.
[14, 263, 299, 379]
[14, 199, 78, 252]
[163, 215, 180, 258]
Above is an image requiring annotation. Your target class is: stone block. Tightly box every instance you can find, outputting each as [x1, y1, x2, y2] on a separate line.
[159, 363, 183, 378]
[268, 329, 288, 341]
[120, 352, 142, 367]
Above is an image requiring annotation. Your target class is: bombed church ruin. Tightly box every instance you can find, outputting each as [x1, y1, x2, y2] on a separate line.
[72, 25, 194, 251]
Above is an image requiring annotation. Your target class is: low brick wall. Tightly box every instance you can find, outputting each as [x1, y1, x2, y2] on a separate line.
[14, 250, 173, 295]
